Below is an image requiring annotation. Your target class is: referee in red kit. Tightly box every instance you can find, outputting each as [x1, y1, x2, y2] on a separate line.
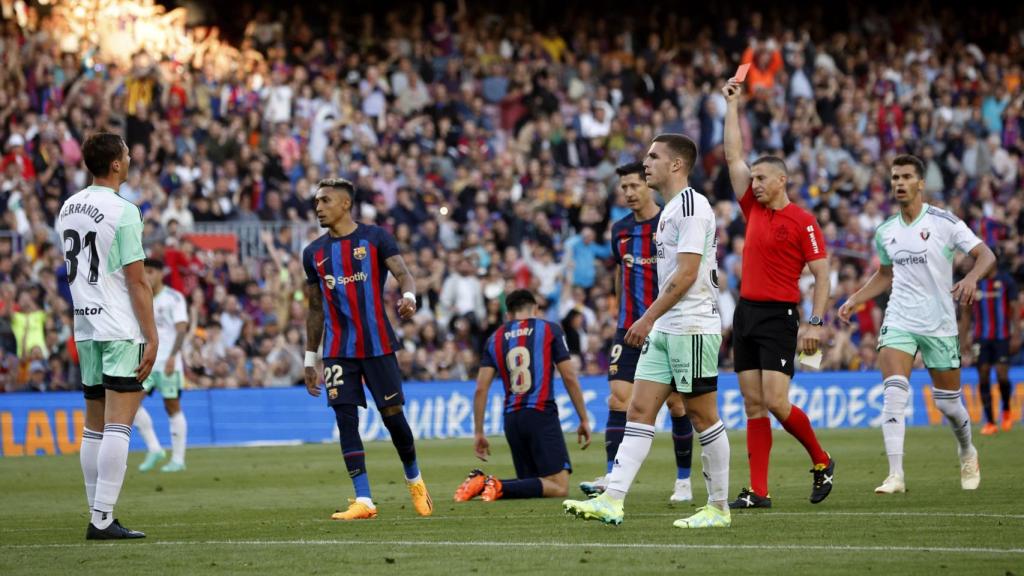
[722, 79, 835, 508]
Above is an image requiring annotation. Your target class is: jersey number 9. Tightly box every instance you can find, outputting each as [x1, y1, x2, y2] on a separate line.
[610, 344, 623, 365]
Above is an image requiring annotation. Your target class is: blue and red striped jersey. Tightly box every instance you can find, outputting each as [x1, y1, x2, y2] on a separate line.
[973, 273, 1018, 341]
[481, 318, 571, 413]
[611, 211, 660, 329]
[974, 217, 1008, 248]
[302, 224, 400, 358]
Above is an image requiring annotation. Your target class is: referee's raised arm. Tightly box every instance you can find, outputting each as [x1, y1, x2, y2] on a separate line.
[722, 80, 751, 203]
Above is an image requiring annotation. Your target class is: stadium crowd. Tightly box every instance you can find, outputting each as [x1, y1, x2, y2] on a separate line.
[1, 1, 1022, 392]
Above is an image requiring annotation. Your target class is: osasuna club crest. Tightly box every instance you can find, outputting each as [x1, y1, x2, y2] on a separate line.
[920, 228, 930, 241]
[353, 246, 367, 260]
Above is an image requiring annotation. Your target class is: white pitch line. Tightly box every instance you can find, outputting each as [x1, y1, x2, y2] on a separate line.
[3, 539, 1023, 555]
[631, 511, 1024, 520]
[2, 510, 1022, 534]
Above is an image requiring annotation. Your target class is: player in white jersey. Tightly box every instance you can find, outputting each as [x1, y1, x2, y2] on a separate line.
[564, 134, 731, 529]
[134, 258, 189, 473]
[839, 154, 994, 494]
[56, 132, 158, 540]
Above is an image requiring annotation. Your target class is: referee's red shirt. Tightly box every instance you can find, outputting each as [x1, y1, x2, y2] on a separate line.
[739, 186, 827, 303]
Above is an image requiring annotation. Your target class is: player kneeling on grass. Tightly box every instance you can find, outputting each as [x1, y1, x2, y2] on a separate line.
[455, 290, 591, 502]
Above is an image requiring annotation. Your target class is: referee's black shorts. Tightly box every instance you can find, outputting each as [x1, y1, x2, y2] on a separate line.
[733, 298, 800, 378]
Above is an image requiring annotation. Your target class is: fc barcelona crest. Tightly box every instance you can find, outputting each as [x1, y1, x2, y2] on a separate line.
[328, 387, 338, 400]
[353, 246, 367, 260]
[920, 229, 930, 241]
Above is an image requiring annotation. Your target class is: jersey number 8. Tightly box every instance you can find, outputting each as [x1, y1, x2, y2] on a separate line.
[506, 346, 532, 394]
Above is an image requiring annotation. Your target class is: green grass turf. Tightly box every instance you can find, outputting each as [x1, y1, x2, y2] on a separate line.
[1, 427, 1022, 575]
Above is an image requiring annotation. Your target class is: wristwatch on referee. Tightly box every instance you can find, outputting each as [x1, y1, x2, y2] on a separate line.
[808, 315, 824, 327]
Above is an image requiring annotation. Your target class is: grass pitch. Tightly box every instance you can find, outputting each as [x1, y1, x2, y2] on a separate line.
[1, 427, 1022, 575]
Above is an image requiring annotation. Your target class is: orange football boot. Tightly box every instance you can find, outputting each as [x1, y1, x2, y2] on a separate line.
[454, 469, 487, 502]
[481, 476, 504, 502]
[331, 499, 378, 520]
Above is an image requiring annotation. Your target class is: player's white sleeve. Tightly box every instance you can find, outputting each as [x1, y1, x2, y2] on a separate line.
[173, 292, 189, 325]
[111, 205, 145, 271]
[874, 227, 892, 265]
[676, 206, 711, 255]
[950, 219, 983, 255]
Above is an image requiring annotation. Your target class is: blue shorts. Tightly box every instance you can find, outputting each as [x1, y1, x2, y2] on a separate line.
[323, 354, 404, 410]
[976, 339, 1010, 365]
[608, 329, 642, 383]
[503, 409, 572, 479]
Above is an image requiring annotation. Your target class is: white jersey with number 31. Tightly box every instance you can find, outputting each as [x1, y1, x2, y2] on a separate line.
[55, 185, 146, 342]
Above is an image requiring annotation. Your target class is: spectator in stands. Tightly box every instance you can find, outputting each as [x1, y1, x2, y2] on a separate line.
[0, 1, 1021, 388]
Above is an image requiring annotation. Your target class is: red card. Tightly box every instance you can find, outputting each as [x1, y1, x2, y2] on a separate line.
[733, 63, 751, 82]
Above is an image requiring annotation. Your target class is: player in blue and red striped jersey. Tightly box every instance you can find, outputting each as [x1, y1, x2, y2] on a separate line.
[454, 290, 592, 502]
[302, 178, 433, 520]
[966, 263, 1020, 434]
[578, 162, 694, 503]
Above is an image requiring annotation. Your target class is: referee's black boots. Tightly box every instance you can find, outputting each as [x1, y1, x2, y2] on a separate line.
[728, 487, 772, 509]
[810, 455, 836, 504]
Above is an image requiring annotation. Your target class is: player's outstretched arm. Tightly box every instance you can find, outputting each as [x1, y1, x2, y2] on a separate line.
[473, 367, 496, 461]
[838, 266, 893, 323]
[951, 243, 996, 306]
[624, 252, 701, 348]
[125, 260, 158, 382]
[303, 282, 325, 397]
[722, 80, 752, 201]
[385, 254, 417, 320]
[556, 359, 591, 450]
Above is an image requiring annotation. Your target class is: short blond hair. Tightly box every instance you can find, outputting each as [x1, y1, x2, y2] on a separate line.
[316, 178, 355, 196]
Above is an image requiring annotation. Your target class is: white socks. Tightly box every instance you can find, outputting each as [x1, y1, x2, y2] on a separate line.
[605, 422, 655, 500]
[697, 421, 730, 505]
[80, 428, 103, 509]
[605, 420, 729, 506]
[932, 387, 974, 457]
[169, 411, 188, 465]
[135, 407, 187, 464]
[881, 376, 909, 478]
[92, 423, 132, 529]
[133, 406, 162, 453]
